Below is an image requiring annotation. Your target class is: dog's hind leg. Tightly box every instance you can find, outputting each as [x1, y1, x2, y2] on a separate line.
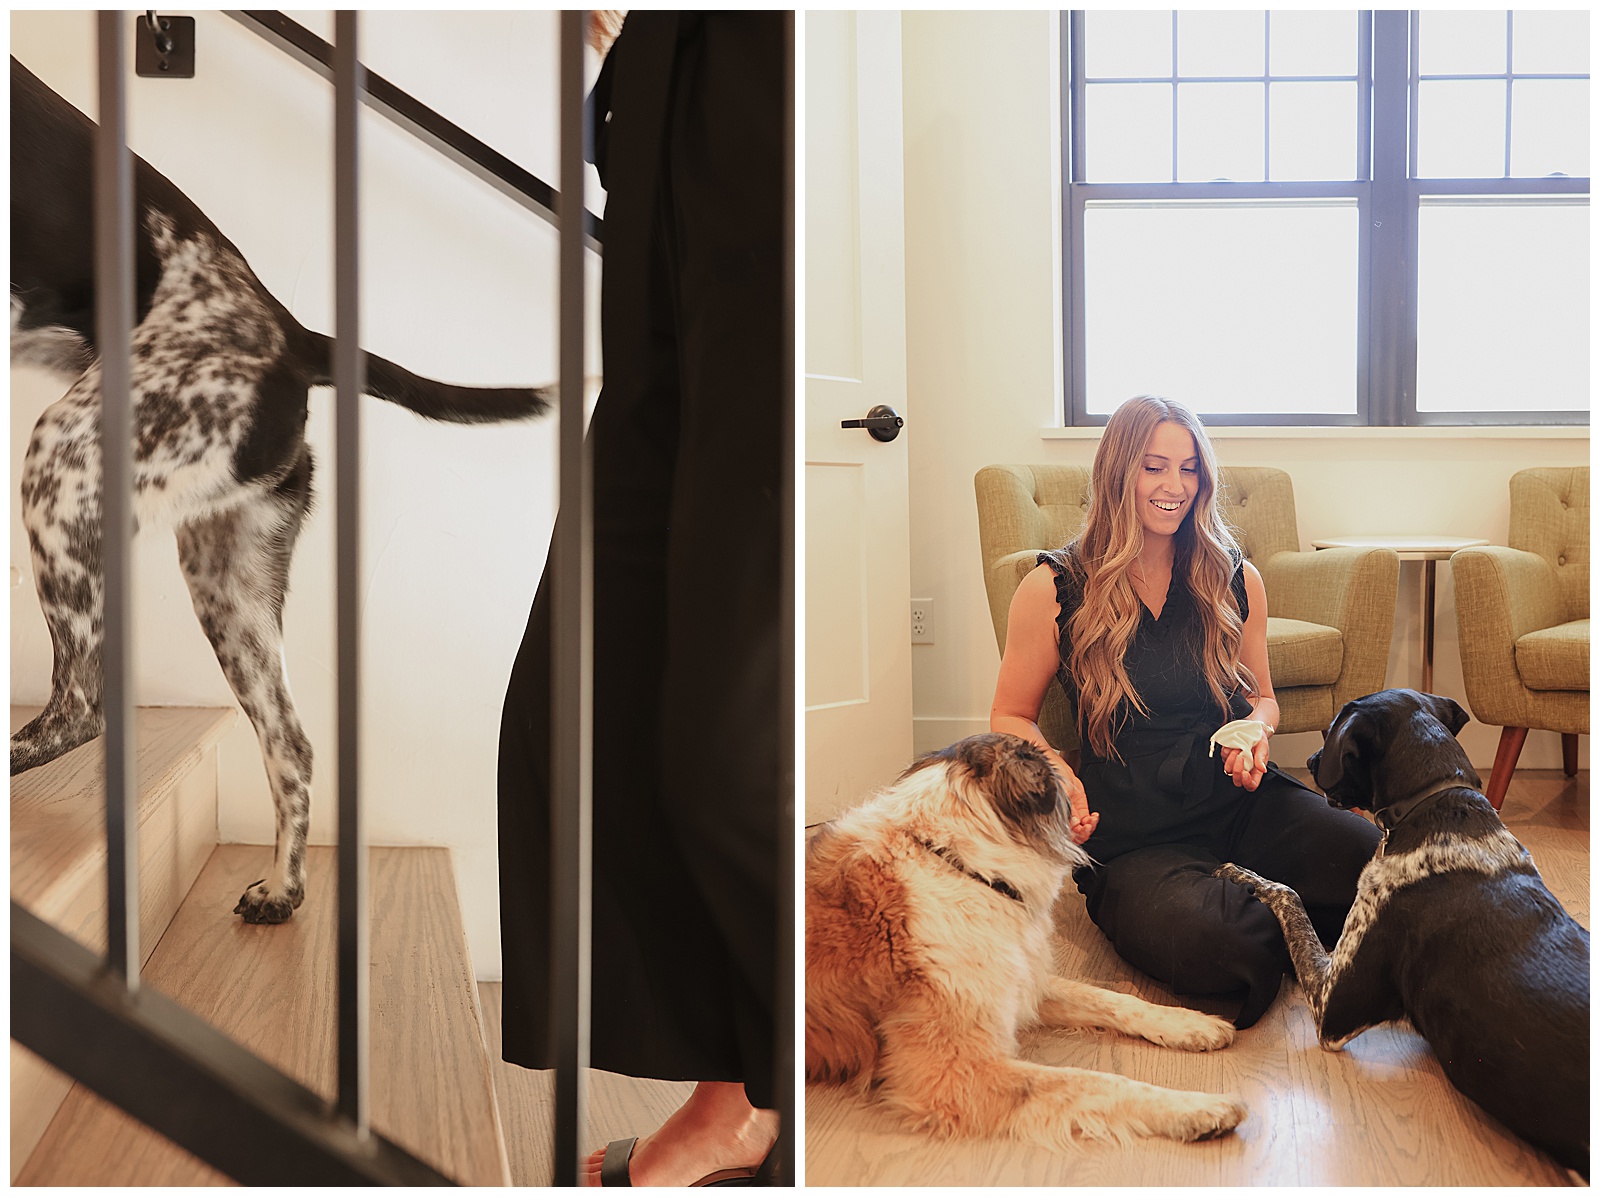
[879, 997, 1246, 1149]
[175, 451, 315, 924]
[14, 256, 275, 778]
[1036, 977, 1235, 1052]
[13, 380, 111, 774]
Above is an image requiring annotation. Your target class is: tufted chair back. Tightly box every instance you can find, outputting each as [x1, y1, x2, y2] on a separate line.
[974, 465, 1090, 648]
[1215, 466, 1301, 566]
[1509, 466, 1589, 624]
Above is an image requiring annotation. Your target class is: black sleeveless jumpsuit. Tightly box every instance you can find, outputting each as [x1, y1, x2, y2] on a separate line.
[1040, 549, 1381, 1028]
[497, 14, 784, 1103]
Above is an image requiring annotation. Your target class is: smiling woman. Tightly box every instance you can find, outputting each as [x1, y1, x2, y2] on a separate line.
[989, 394, 1382, 1029]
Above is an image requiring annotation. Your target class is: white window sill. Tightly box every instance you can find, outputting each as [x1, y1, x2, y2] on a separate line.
[1040, 424, 1590, 441]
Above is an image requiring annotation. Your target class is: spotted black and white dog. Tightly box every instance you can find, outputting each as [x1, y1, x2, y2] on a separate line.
[1217, 689, 1589, 1178]
[10, 58, 551, 923]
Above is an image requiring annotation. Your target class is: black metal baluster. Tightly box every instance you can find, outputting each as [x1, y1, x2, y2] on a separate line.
[333, 8, 369, 1136]
[551, 9, 594, 1187]
[775, 13, 796, 1183]
[96, 9, 140, 991]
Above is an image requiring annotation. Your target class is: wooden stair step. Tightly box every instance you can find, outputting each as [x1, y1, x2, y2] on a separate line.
[10, 704, 234, 1180]
[17, 844, 511, 1186]
[10, 704, 236, 952]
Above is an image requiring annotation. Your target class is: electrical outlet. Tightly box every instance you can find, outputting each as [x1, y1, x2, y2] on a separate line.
[910, 598, 935, 644]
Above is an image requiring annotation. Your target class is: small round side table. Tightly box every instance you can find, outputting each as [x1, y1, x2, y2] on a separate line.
[1310, 535, 1490, 694]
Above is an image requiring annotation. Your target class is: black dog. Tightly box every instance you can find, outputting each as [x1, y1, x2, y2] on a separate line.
[1217, 688, 1589, 1178]
[11, 58, 551, 922]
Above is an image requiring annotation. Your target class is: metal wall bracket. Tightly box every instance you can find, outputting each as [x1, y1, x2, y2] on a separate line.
[137, 12, 196, 77]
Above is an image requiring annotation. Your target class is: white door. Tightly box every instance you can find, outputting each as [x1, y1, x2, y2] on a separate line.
[804, 11, 912, 825]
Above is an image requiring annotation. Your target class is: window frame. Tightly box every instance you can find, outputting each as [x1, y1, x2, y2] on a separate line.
[1059, 9, 1590, 427]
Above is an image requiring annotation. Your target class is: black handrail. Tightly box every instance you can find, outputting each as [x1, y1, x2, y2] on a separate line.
[226, 10, 604, 253]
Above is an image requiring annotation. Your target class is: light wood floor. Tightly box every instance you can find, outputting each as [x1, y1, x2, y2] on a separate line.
[805, 768, 1589, 1186]
[479, 981, 696, 1186]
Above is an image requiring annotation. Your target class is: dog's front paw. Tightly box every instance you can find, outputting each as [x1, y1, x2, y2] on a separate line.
[1185, 1094, 1247, 1141]
[1215, 862, 1288, 901]
[234, 878, 301, 924]
[1214, 862, 1262, 888]
[1160, 1091, 1247, 1143]
[1144, 1007, 1236, 1052]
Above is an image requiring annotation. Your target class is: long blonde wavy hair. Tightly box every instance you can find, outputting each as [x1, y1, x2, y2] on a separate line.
[1065, 396, 1257, 759]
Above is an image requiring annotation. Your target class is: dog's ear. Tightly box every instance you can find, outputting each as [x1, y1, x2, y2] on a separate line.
[1311, 704, 1376, 802]
[1414, 691, 1470, 737]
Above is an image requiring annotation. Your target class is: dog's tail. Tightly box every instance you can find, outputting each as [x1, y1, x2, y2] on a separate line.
[297, 330, 554, 424]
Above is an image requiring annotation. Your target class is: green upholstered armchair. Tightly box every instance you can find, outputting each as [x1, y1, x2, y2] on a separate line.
[1452, 466, 1588, 810]
[975, 464, 1400, 754]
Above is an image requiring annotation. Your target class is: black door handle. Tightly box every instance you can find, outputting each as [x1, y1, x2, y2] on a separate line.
[841, 404, 904, 442]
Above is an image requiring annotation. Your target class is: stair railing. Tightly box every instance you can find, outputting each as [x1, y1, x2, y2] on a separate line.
[224, 10, 605, 253]
[10, 10, 794, 1186]
[9, 11, 595, 1184]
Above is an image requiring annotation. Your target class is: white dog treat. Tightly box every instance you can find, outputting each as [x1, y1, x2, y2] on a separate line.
[1209, 719, 1269, 758]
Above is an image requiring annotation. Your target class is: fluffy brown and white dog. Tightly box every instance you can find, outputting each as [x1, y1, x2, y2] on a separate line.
[806, 733, 1247, 1149]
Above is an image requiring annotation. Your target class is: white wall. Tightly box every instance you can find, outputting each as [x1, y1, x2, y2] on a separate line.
[899, 10, 1588, 774]
[10, 11, 604, 978]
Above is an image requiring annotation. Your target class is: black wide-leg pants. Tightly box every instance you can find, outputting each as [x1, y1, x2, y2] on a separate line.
[497, 13, 784, 1107]
[1076, 770, 1382, 1029]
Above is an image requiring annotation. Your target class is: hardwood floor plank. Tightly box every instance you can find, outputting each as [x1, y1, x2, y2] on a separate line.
[10, 704, 235, 954]
[804, 768, 1587, 1186]
[20, 1090, 231, 1186]
[370, 848, 512, 1186]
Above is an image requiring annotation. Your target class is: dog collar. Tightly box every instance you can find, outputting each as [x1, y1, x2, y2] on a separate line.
[1376, 782, 1473, 834]
[911, 836, 1024, 903]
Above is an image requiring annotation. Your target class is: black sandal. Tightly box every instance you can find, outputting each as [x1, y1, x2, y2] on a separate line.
[597, 1137, 766, 1187]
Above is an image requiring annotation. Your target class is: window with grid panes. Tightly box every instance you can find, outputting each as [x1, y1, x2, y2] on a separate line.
[1060, 10, 1589, 426]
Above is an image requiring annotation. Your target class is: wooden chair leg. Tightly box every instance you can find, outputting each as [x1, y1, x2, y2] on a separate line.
[1486, 727, 1529, 811]
[1562, 733, 1580, 778]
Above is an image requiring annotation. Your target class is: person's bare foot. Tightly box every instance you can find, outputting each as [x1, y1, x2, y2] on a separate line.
[581, 1081, 778, 1186]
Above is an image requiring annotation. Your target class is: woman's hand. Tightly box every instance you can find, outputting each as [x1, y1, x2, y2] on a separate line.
[1044, 749, 1098, 843]
[1067, 789, 1099, 843]
[1220, 734, 1270, 791]
[1227, 563, 1278, 795]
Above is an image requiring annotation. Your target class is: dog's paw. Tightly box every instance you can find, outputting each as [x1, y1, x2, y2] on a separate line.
[234, 879, 301, 925]
[1171, 1092, 1247, 1142]
[1214, 862, 1261, 888]
[1144, 1008, 1236, 1052]
[1215, 863, 1288, 902]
